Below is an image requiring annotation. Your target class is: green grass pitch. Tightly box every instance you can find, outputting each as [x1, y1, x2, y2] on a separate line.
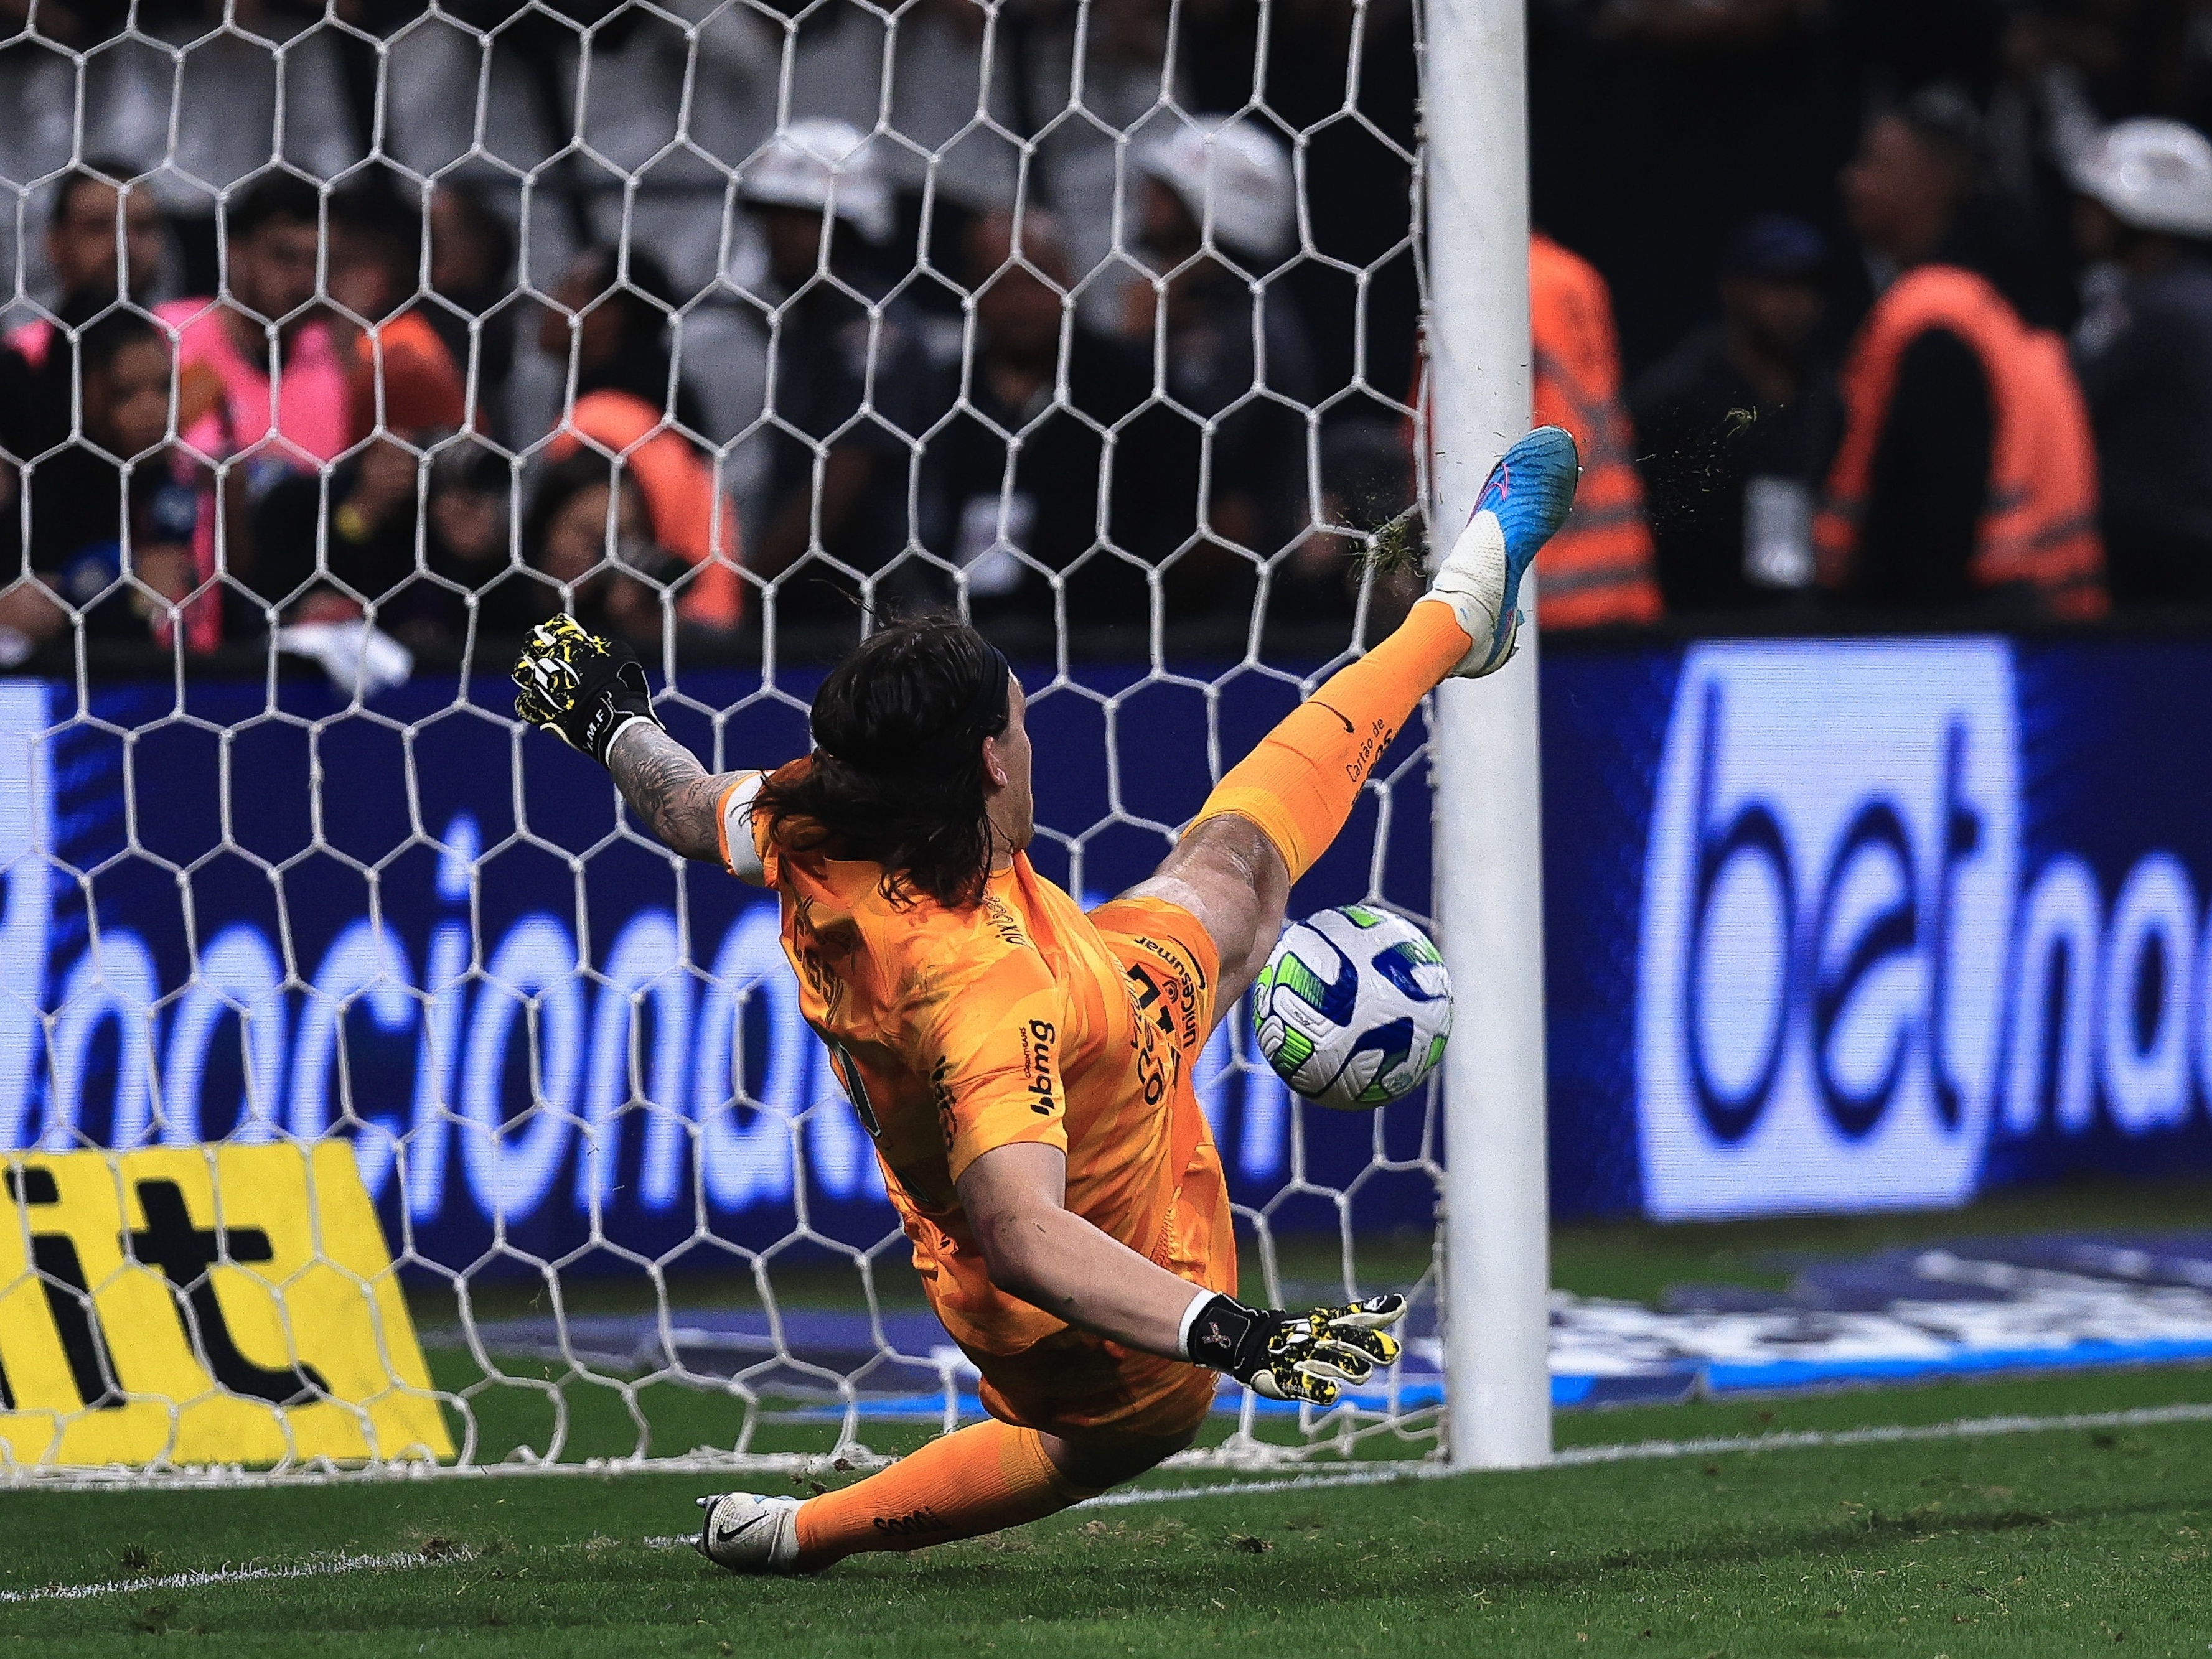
[7, 1185, 2212, 1655]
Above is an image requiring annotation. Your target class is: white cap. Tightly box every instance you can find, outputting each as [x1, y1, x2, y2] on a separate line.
[740, 118, 894, 245]
[2072, 118, 2212, 240]
[1133, 116, 1296, 264]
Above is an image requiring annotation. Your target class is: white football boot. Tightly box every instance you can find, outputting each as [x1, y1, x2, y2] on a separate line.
[1422, 425, 1582, 677]
[695, 1491, 805, 1574]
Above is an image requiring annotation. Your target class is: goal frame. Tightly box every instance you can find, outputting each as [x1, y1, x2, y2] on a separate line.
[1423, 0, 1555, 1471]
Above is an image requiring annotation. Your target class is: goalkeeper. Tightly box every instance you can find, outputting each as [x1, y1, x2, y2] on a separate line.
[512, 429, 1578, 1573]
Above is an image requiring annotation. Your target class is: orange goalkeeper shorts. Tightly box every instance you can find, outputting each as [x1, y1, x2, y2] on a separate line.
[964, 895, 1239, 1444]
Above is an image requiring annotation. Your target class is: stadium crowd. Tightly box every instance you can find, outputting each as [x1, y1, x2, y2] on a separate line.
[3, 0, 2212, 668]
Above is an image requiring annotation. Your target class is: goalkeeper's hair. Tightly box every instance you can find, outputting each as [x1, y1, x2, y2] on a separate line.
[754, 615, 1011, 910]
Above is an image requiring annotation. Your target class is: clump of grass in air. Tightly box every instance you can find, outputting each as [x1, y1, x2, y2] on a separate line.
[1362, 508, 1429, 579]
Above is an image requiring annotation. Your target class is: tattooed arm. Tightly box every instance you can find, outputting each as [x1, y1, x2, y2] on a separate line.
[606, 721, 757, 864]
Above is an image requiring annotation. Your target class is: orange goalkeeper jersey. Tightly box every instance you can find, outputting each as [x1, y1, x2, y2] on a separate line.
[719, 775, 1217, 1356]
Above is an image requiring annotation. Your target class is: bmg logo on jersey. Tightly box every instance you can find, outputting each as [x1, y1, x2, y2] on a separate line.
[1636, 641, 2020, 1219]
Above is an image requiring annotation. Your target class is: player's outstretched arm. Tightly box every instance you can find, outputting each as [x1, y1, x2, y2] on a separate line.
[958, 1141, 1405, 1405]
[511, 617, 756, 864]
[605, 721, 754, 864]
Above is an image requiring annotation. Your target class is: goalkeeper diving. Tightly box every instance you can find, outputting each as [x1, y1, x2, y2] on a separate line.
[510, 428, 1578, 1573]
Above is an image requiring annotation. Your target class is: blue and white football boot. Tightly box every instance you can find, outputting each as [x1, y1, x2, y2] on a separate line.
[696, 1490, 805, 1574]
[1422, 425, 1580, 677]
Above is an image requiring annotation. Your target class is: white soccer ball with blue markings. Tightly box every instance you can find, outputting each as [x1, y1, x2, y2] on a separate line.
[1250, 905, 1453, 1113]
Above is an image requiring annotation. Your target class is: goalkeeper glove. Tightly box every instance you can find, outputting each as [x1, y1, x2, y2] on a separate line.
[511, 615, 662, 765]
[1183, 1292, 1407, 1406]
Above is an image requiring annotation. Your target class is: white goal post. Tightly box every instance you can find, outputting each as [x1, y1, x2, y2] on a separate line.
[1423, 0, 1555, 1470]
[0, 0, 1550, 1480]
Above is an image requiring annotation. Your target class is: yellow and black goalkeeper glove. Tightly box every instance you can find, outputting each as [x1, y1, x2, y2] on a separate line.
[511, 615, 662, 765]
[1184, 1292, 1407, 1406]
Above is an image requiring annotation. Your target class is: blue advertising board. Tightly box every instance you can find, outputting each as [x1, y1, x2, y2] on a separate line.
[0, 663, 1438, 1278]
[2, 633, 2208, 1269]
[1544, 634, 2212, 1219]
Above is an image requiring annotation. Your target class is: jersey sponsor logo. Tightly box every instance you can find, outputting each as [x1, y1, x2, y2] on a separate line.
[1125, 951, 1199, 1051]
[1133, 930, 1206, 988]
[1637, 641, 2018, 1218]
[0, 1142, 451, 1467]
[1127, 1001, 1175, 1109]
[871, 1505, 951, 1538]
[1344, 715, 1395, 786]
[980, 895, 1032, 953]
[1022, 1019, 1059, 1115]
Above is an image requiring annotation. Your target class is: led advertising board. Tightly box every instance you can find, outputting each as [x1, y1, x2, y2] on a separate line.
[0, 667, 1435, 1271]
[1545, 635, 2212, 1218]
[1, 636, 2206, 1259]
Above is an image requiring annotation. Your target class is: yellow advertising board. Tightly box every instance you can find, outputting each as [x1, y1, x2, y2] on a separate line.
[0, 1141, 452, 1467]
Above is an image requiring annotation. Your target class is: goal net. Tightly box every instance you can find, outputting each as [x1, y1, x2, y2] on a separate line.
[0, 0, 1454, 1480]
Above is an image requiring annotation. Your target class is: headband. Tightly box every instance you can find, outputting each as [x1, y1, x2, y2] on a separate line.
[965, 642, 1013, 739]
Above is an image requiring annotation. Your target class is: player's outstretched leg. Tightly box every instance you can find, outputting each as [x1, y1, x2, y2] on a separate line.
[1146, 427, 1579, 1004]
[696, 1420, 1179, 1574]
[1430, 423, 1580, 678]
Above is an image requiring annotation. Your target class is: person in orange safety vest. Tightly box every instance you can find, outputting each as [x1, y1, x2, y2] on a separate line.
[1528, 233, 1664, 628]
[1815, 91, 2106, 619]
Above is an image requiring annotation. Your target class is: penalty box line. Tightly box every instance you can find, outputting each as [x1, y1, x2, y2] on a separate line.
[14, 1401, 2212, 1601]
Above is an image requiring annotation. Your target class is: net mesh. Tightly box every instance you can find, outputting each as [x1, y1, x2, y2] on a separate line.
[0, 0, 1445, 1480]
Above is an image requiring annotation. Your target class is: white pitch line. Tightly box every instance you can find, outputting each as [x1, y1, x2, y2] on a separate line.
[1548, 1400, 2212, 1467]
[1076, 1400, 2212, 1508]
[11, 1401, 2212, 1600]
[0, 1547, 472, 1605]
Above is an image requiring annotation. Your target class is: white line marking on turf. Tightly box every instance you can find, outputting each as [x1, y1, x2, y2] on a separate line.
[1076, 1401, 2212, 1508]
[8, 1398, 2211, 1597]
[0, 1548, 474, 1605]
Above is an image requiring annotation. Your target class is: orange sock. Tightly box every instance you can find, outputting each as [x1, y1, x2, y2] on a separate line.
[792, 1419, 1100, 1568]
[1190, 600, 1471, 881]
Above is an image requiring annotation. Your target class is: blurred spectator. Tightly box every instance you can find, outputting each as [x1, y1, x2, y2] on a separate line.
[246, 180, 460, 636]
[251, 436, 422, 625]
[2069, 119, 2212, 606]
[538, 244, 711, 438]
[520, 452, 678, 652]
[1178, 0, 1423, 419]
[425, 183, 518, 437]
[1122, 117, 1313, 615]
[2, 161, 170, 377]
[157, 174, 352, 647]
[924, 208, 1165, 627]
[150, 3, 359, 297]
[1530, 232, 1664, 627]
[782, 0, 1018, 286]
[538, 245, 742, 631]
[410, 442, 543, 647]
[327, 182, 466, 446]
[0, 306, 201, 663]
[743, 120, 941, 633]
[1815, 91, 2106, 619]
[161, 178, 337, 465]
[1526, 0, 1858, 376]
[1024, 0, 1186, 334]
[1631, 215, 1843, 611]
[253, 434, 543, 647]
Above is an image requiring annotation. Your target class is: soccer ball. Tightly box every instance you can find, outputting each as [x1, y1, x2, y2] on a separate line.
[1250, 905, 1453, 1112]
